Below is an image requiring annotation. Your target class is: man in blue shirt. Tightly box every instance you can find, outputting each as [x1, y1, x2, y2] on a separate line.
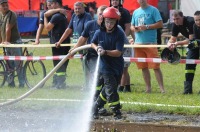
[131, 0, 165, 93]
[55, 1, 92, 46]
[55, 1, 92, 90]
[91, 7, 124, 120]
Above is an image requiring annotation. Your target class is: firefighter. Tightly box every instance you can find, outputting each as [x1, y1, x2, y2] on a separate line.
[167, 10, 197, 94]
[91, 7, 124, 120]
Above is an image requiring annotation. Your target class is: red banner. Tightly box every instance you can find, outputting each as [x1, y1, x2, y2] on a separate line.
[8, 0, 158, 14]
[9, 0, 29, 11]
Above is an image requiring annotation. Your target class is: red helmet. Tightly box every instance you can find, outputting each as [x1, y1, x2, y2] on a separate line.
[102, 7, 121, 20]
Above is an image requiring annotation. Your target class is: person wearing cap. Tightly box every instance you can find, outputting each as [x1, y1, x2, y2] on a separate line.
[0, 0, 25, 88]
[44, 0, 70, 89]
[109, 0, 132, 93]
[131, 0, 165, 93]
[91, 7, 124, 120]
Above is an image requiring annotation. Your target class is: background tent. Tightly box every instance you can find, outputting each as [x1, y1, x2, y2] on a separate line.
[9, 0, 158, 14]
[8, 0, 158, 33]
[180, 0, 200, 16]
[9, 0, 29, 10]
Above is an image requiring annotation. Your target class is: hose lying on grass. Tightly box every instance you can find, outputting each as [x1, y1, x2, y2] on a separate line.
[0, 44, 92, 107]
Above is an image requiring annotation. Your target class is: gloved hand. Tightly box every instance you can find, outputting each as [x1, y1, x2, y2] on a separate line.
[96, 46, 106, 56]
[187, 39, 200, 49]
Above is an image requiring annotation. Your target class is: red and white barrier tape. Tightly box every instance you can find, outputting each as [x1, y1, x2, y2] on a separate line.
[0, 55, 200, 64]
[0, 54, 83, 61]
[123, 57, 200, 64]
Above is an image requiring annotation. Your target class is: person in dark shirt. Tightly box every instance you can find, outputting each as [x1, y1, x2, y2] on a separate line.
[167, 10, 197, 94]
[91, 7, 124, 120]
[44, 0, 70, 89]
[110, 0, 132, 92]
[55, 1, 92, 46]
[190, 11, 200, 90]
[167, 10, 194, 48]
[34, 1, 52, 44]
[69, 5, 107, 96]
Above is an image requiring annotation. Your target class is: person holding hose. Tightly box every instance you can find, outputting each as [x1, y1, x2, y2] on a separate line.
[91, 7, 125, 120]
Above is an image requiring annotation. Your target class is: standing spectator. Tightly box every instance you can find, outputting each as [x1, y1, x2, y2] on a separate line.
[157, 11, 164, 46]
[87, 2, 97, 20]
[44, 0, 70, 89]
[167, 10, 194, 94]
[110, 0, 132, 92]
[0, 0, 24, 88]
[91, 7, 124, 120]
[131, 0, 165, 93]
[55, 1, 92, 89]
[34, 1, 53, 45]
[55, 1, 92, 47]
[69, 5, 107, 95]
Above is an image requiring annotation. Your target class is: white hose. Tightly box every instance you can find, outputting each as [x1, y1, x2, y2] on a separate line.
[0, 44, 92, 107]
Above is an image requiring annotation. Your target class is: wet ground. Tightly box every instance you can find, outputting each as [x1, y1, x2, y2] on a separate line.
[92, 112, 200, 131]
[0, 105, 200, 132]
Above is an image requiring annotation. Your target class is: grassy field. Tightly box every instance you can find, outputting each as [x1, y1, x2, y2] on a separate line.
[1, 38, 200, 116]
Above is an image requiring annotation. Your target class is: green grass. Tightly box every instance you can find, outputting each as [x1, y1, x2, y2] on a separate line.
[1, 38, 200, 115]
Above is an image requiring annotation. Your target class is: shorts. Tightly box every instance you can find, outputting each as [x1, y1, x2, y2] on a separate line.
[123, 48, 132, 67]
[134, 47, 160, 69]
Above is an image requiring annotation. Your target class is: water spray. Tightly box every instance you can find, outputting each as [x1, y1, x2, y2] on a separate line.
[0, 44, 92, 107]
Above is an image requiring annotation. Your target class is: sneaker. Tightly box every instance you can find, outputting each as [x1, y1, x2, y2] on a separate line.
[123, 87, 131, 92]
[98, 108, 107, 116]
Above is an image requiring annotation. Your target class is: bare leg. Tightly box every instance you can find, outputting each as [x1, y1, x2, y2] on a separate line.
[154, 68, 165, 93]
[120, 71, 126, 86]
[142, 68, 151, 93]
[120, 67, 129, 86]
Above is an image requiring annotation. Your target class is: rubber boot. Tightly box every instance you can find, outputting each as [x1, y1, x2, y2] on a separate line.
[94, 90, 101, 102]
[98, 107, 107, 116]
[92, 97, 106, 119]
[52, 74, 58, 88]
[110, 104, 122, 120]
[56, 75, 66, 89]
[92, 104, 99, 119]
[183, 81, 193, 94]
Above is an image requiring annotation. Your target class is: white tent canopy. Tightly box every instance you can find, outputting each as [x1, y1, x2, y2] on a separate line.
[180, 0, 200, 16]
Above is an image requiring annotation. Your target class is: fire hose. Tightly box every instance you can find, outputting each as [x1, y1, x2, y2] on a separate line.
[0, 44, 92, 107]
